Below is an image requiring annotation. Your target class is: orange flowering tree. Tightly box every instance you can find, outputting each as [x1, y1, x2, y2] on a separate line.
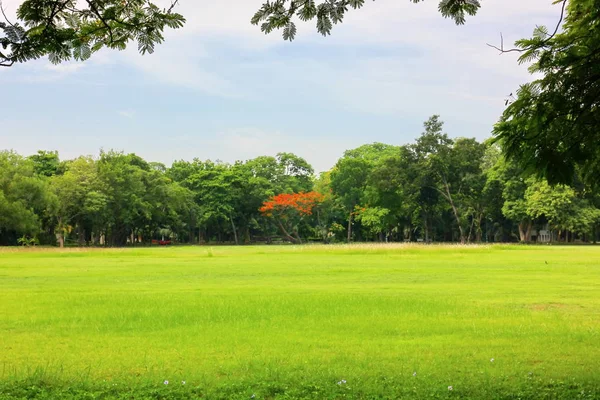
[259, 191, 324, 243]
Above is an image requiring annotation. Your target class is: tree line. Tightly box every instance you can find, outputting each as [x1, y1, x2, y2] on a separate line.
[1, 115, 599, 247]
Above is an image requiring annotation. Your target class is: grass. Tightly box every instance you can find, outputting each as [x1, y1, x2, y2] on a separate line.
[0, 244, 599, 399]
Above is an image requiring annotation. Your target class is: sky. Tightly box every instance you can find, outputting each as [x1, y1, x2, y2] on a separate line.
[0, 0, 560, 173]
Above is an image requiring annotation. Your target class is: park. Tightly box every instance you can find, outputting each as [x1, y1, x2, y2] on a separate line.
[2, 0, 600, 398]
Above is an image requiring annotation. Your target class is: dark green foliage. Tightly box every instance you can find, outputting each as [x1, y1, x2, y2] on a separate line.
[251, 0, 481, 41]
[493, 0, 600, 187]
[0, 0, 185, 66]
[29, 150, 60, 177]
[0, 151, 51, 242]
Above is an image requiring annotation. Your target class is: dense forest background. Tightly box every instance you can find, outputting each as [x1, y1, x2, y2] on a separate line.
[1, 116, 599, 247]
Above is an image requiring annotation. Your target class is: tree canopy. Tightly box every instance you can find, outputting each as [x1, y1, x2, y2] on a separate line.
[1, 0, 483, 66]
[0, 0, 185, 67]
[251, 0, 481, 41]
[493, 0, 600, 187]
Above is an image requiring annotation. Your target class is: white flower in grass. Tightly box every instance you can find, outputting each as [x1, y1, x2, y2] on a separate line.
[490, 358, 495, 363]
[251, 394, 255, 398]
[182, 381, 186, 385]
[164, 380, 169, 385]
[448, 386, 453, 391]
[412, 372, 417, 377]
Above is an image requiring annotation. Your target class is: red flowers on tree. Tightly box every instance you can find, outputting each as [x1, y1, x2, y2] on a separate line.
[260, 192, 324, 243]
[260, 192, 324, 217]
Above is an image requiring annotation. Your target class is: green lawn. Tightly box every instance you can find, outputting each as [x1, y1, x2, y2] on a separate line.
[0, 244, 599, 399]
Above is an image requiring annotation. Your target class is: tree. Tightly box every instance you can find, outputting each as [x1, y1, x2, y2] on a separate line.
[480, 144, 510, 242]
[412, 116, 487, 244]
[312, 171, 342, 242]
[1, 0, 185, 67]
[330, 143, 401, 242]
[251, 0, 481, 41]
[525, 180, 599, 241]
[493, 0, 600, 187]
[29, 150, 60, 177]
[353, 205, 389, 240]
[48, 156, 105, 247]
[259, 191, 324, 243]
[0, 151, 50, 243]
[330, 156, 370, 242]
[96, 151, 153, 246]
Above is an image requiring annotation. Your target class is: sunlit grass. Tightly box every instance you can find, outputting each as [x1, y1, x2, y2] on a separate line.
[0, 244, 599, 399]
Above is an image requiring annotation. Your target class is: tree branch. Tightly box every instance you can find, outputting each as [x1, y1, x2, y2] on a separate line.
[0, 0, 16, 28]
[85, 0, 114, 42]
[486, 0, 568, 54]
[166, 0, 180, 14]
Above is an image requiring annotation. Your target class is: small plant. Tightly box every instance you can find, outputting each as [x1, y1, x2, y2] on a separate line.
[17, 235, 39, 247]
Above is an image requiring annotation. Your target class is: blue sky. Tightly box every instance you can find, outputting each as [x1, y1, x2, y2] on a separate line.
[1, 0, 558, 172]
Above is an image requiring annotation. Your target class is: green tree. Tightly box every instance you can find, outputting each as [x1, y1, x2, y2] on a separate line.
[525, 180, 599, 241]
[480, 144, 510, 242]
[0, 151, 50, 243]
[29, 150, 60, 177]
[330, 156, 370, 242]
[363, 145, 419, 241]
[412, 116, 487, 243]
[493, 0, 600, 186]
[1, 0, 185, 67]
[49, 156, 104, 247]
[97, 151, 153, 246]
[496, 161, 535, 242]
[354, 205, 389, 240]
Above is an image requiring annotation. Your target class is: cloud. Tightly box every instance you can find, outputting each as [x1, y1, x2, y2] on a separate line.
[118, 40, 242, 97]
[118, 110, 135, 118]
[44, 63, 86, 74]
[163, 127, 364, 173]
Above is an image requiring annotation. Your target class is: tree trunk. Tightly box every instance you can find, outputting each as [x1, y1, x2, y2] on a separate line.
[444, 183, 465, 244]
[77, 221, 85, 247]
[475, 213, 483, 242]
[229, 213, 239, 245]
[467, 216, 475, 243]
[518, 221, 533, 242]
[347, 212, 353, 243]
[292, 229, 303, 244]
[56, 217, 65, 248]
[423, 211, 429, 243]
[276, 219, 301, 244]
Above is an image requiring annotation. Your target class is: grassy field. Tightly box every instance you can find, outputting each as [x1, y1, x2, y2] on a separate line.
[0, 244, 599, 399]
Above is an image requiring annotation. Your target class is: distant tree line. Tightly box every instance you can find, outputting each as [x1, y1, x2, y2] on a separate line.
[1, 116, 599, 247]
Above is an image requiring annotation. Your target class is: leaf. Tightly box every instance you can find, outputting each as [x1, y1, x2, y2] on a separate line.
[72, 43, 91, 61]
[298, 0, 317, 21]
[282, 21, 297, 41]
